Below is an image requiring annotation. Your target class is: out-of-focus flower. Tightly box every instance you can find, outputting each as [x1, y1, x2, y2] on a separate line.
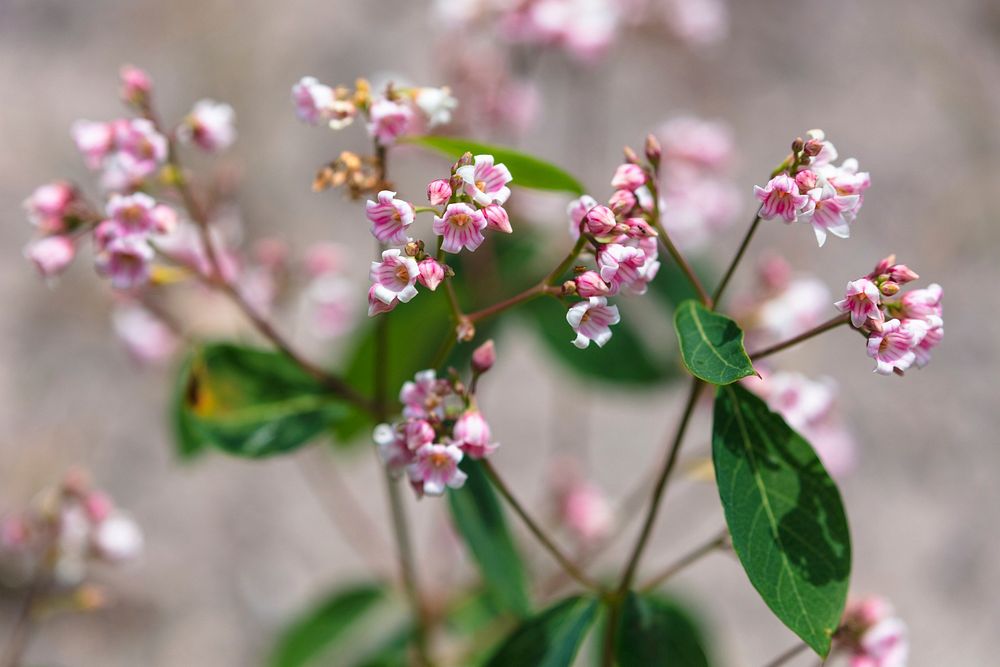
[112, 303, 180, 365]
[566, 296, 620, 348]
[414, 86, 458, 127]
[23, 182, 80, 234]
[119, 65, 152, 105]
[25, 235, 76, 278]
[96, 236, 154, 290]
[367, 97, 414, 145]
[567, 194, 598, 240]
[471, 339, 496, 374]
[177, 99, 236, 152]
[292, 76, 335, 125]
[452, 409, 498, 459]
[408, 444, 467, 497]
[838, 596, 909, 667]
[611, 163, 647, 191]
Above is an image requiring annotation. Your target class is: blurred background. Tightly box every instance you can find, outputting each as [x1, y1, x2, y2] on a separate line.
[1, 0, 998, 665]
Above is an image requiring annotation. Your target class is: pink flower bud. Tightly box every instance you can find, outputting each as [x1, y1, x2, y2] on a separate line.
[575, 271, 611, 297]
[426, 179, 452, 206]
[870, 255, 896, 278]
[482, 204, 512, 234]
[644, 133, 662, 166]
[1, 515, 29, 550]
[417, 258, 445, 291]
[472, 340, 496, 374]
[83, 491, 114, 523]
[610, 163, 647, 191]
[879, 281, 900, 297]
[25, 235, 76, 277]
[584, 205, 617, 236]
[92, 514, 143, 563]
[120, 65, 152, 104]
[888, 264, 919, 285]
[794, 169, 818, 191]
[452, 410, 498, 459]
[24, 181, 77, 233]
[608, 189, 637, 215]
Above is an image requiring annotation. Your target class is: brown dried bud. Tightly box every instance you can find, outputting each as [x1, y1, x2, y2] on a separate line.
[456, 318, 475, 342]
[803, 139, 823, 157]
[404, 241, 421, 257]
[791, 137, 805, 153]
[644, 133, 662, 166]
[623, 145, 640, 164]
[562, 279, 578, 295]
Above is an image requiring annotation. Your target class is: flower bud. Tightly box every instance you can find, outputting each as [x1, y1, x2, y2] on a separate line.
[879, 281, 900, 297]
[482, 204, 512, 234]
[870, 254, 896, 277]
[583, 205, 617, 236]
[803, 139, 823, 157]
[791, 137, 805, 153]
[454, 151, 474, 171]
[575, 271, 611, 297]
[417, 258, 445, 291]
[608, 188, 637, 215]
[92, 514, 143, 563]
[456, 318, 475, 342]
[622, 145, 639, 164]
[794, 169, 818, 191]
[561, 279, 577, 296]
[888, 264, 919, 285]
[610, 163, 646, 191]
[426, 179, 452, 206]
[471, 340, 496, 374]
[120, 65, 152, 106]
[404, 240, 421, 257]
[25, 235, 76, 277]
[644, 133, 661, 167]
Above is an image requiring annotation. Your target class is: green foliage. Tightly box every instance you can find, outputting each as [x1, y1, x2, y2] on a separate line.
[484, 596, 599, 667]
[270, 584, 386, 667]
[447, 460, 532, 617]
[712, 384, 851, 656]
[176, 343, 347, 458]
[674, 300, 756, 385]
[405, 136, 586, 195]
[170, 351, 207, 460]
[614, 592, 712, 667]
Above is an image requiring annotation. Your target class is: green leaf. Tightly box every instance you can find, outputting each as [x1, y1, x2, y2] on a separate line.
[169, 351, 207, 460]
[673, 300, 756, 385]
[179, 343, 347, 458]
[405, 136, 586, 195]
[522, 297, 674, 385]
[712, 384, 851, 657]
[615, 592, 712, 667]
[448, 460, 531, 617]
[484, 596, 599, 667]
[270, 584, 386, 667]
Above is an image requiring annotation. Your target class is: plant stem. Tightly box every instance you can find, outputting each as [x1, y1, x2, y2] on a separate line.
[466, 284, 558, 323]
[762, 641, 810, 667]
[749, 314, 851, 361]
[616, 378, 705, 594]
[1, 579, 42, 667]
[638, 528, 729, 592]
[712, 209, 762, 307]
[652, 219, 712, 308]
[480, 460, 601, 592]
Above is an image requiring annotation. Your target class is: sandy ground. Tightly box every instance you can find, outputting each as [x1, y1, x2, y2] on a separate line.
[1, 0, 998, 665]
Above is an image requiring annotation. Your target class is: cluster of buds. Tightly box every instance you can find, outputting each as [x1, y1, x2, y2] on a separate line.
[366, 152, 513, 318]
[292, 76, 456, 146]
[312, 150, 387, 199]
[373, 341, 498, 498]
[835, 596, 909, 667]
[754, 129, 871, 246]
[654, 115, 739, 250]
[834, 256, 943, 376]
[562, 144, 662, 348]
[0, 470, 143, 590]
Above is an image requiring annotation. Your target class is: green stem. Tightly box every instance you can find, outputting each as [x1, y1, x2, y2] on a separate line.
[481, 460, 601, 592]
[648, 177, 712, 307]
[711, 209, 762, 307]
[749, 314, 851, 361]
[761, 641, 810, 667]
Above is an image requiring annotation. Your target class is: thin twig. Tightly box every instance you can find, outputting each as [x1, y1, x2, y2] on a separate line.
[1, 577, 43, 667]
[712, 209, 762, 307]
[761, 641, 811, 667]
[480, 460, 602, 592]
[749, 314, 851, 361]
[638, 528, 729, 592]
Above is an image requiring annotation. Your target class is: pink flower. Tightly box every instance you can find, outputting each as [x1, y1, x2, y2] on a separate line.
[561, 481, 613, 545]
[306, 273, 355, 339]
[96, 236, 154, 290]
[610, 163, 647, 191]
[584, 205, 618, 236]
[471, 339, 496, 374]
[452, 410, 498, 459]
[369, 249, 420, 310]
[840, 597, 909, 667]
[408, 444, 467, 497]
[801, 182, 860, 246]
[566, 297, 621, 349]
[912, 318, 943, 369]
[455, 154, 512, 206]
[417, 258, 445, 291]
[754, 174, 810, 223]
[365, 190, 415, 244]
[368, 285, 397, 317]
[566, 195, 598, 240]
[405, 419, 436, 450]
[482, 204, 512, 234]
[367, 98, 414, 145]
[119, 65, 152, 104]
[835, 278, 883, 328]
[427, 179, 453, 206]
[112, 303, 179, 365]
[824, 157, 871, 196]
[598, 243, 657, 295]
[374, 423, 414, 476]
[92, 514, 143, 563]
[112, 118, 168, 179]
[433, 203, 487, 253]
[177, 99, 236, 152]
[71, 120, 114, 169]
[400, 370, 447, 420]
[867, 319, 917, 376]
[753, 277, 832, 344]
[657, 116, 733, 170]
[575, 270, 612, 298]
[899, 283, 942, 321]
[292, 76, 334, 125]
[413, 87, 458, 127]
[25, 235, 76, 277]
[24, 181, 77, 233]
[106, 193, 176, 236]
[804, 129, 838, 167]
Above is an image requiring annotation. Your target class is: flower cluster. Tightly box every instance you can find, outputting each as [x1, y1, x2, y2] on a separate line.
[655, 116, 739, 251]
[0, 471, 143, 589]
[754, 129, 871, 246]
[834, 256, 944, 376]
[367, 152, 513, 317]
[374, 341, 499, 498]
[562, 146, 663, 348]
[835, 596, 909, 667]
[292, 76, 456, 145]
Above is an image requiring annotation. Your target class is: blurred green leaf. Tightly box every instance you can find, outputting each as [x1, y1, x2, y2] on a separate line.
[484, 596, 599, 667]
[169, 351, 207, 460]
[674, 300, 756, 385]
[615, 592, 712, 667]
[178, 343, 347, 458]
[406, 136, 586, 195]
[712, 384, 850, 657]
[448, 460, 531, 617]
[270, 584, 386, 667]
